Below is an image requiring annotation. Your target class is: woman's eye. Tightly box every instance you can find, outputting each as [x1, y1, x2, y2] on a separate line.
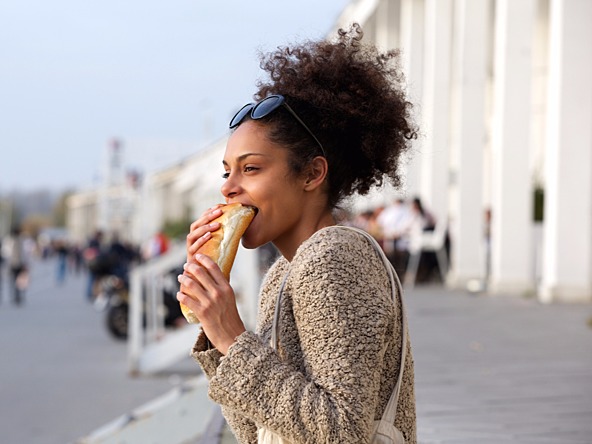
[222, 166, 257, 179]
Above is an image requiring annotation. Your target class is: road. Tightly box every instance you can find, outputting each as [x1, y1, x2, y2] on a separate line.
[0, 258, 198, 444]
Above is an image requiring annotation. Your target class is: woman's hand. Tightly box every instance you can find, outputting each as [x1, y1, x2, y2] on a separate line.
[185, 205, 224, 263]
[177, 254, 246, 355]
[181, 205, 246, 355]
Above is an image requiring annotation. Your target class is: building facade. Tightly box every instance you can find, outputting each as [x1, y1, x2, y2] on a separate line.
[66, 0, 591, 304]
[333, 0, 592, 302]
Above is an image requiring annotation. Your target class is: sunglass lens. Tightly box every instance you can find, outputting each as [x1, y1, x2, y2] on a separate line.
[251, 95, 284, 119]
[229, 103, 255, 128]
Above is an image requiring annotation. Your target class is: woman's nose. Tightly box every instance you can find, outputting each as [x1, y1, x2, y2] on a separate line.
[221, 173, 241, 198]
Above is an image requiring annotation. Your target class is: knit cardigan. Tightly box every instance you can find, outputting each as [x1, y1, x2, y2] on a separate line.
[191, 226, 417, 444]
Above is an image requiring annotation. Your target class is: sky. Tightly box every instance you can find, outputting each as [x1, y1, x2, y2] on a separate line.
[0, 0, 352, 193]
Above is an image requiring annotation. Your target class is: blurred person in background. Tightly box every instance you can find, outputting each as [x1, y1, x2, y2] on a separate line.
[377, 198, 410, 257]
[390, 197, 437, 248]
[367, 205, 385, 247]
[405, 197, 443, 283]
[55, 239, 69, 285]
[377, 198, 413, 279]
[2, 226, 29, 306]
[142, 230, 170, 260]
[107, 233, 136, 286]
[83, 230, 104, 301]
[69, 242, 84, 275]
[348, 209, 373, 231]
[410, 197, 436, 232]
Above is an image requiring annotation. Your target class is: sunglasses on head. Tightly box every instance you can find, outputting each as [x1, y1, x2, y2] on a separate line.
[229, 94, 326, 158]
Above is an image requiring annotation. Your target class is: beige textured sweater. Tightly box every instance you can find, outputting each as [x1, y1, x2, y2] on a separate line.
[191, 226, 416, 443]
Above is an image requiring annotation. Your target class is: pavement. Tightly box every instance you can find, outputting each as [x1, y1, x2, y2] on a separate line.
[407, 285, 592, 444]
[0, 258, 197, 444]
[1, 257, 591, 444]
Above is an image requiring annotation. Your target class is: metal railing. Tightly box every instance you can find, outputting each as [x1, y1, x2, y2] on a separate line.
[127, 241, 260, 376]
[127, 242, 199, 375]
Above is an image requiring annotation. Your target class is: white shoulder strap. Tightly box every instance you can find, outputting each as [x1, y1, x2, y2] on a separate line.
[337, 226, 407, 423]
[271, 225, 407, 423]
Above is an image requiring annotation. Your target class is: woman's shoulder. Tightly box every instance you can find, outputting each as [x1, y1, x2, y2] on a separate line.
[292, 225, 382, 272]
[298, 224, 376, 250]
[289, 225, 394, 321]
[260, 254, 290, 288]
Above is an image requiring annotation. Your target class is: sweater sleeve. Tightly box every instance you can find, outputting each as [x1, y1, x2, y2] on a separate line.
[206, 231, 395, 443]
[190, 330, 224, 379]
[190, 257, 288, 380]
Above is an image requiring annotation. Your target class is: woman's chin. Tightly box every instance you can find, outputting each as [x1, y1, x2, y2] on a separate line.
[240, 232, 259, 250]
[240, 218, 260, 250]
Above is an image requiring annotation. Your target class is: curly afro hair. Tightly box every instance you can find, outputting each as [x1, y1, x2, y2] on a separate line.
[250, 23, 417, 208]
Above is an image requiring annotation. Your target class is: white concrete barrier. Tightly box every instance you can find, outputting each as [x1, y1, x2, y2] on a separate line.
[77, 376, 216, 444]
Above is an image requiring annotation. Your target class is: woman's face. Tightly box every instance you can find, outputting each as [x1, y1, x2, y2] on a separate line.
[221, 120, 309, 252]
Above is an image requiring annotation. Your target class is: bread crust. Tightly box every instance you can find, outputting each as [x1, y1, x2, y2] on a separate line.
[181, 203, 256, 323]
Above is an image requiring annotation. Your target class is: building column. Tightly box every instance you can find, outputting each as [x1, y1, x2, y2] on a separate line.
[447, 0, 490, 287]
[375, 0, 401, 51]
[399, 0, 425, 197]
[420, 0, 452, 224]
[489, 0, 537, 295]
[540, 0, 592, 303]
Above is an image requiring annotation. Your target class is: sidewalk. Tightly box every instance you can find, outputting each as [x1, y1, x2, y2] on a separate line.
[214, 285, 592, 444]
[409, 285, 592, 444]
[0, 259, 191, 444]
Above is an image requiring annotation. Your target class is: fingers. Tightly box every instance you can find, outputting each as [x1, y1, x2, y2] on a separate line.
[176, 256, 230, 322]
[189, 205, 223, 233]
[187, 230, 214, 261]
[177, 269, 209, 316]
[176, 252, 244, 355]
[186, 206, 224, 259]
[176, 287, 201, 314]
[183, 255, 224, 288]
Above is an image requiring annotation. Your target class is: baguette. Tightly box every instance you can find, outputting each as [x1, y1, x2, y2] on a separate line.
[181, 203, 256, 324]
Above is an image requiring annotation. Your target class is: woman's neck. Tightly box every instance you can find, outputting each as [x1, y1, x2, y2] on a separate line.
[275, 210, 336, 262]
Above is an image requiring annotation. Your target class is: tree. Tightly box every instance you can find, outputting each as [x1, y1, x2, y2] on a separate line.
[52, 189, 73, 227]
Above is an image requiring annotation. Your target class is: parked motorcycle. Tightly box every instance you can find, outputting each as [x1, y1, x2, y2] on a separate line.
[94, 266, 184, 341]
[93, 274, 131, 340]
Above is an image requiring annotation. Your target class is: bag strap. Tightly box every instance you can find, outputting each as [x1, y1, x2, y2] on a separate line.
[271, 270, 291, 350]
[338, 226, 407, 423]
[271, 225, 407, 423]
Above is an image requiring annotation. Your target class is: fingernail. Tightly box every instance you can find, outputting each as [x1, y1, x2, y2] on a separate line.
[202, 231, 212, 239]
[183, 263, 188, 270]
[177, 274, 184, 282]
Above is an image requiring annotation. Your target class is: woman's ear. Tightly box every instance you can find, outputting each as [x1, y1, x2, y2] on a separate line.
[303, 156, 328, 191]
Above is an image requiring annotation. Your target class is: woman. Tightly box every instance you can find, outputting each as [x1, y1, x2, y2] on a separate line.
[177, 24, 417, 443]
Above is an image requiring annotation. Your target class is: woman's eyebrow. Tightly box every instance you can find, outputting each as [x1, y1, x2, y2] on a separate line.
[222, 153, 268, 166]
